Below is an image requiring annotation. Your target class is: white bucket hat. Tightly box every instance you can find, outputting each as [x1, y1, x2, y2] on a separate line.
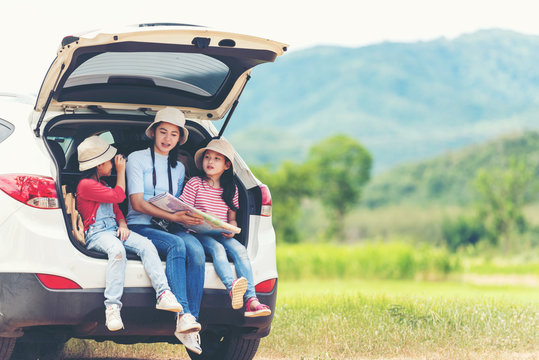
[78, 136, 117, 171]
[145, 107, 189, 145]
[194, 138, 235, 172]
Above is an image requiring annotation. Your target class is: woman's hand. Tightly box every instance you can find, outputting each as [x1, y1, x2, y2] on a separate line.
[117, 225, 130, 241]
[222, 231, 235, 238]
[169, 210, 204, 226]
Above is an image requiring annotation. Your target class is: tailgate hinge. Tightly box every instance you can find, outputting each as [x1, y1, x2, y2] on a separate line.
[63, 105, 77, 115]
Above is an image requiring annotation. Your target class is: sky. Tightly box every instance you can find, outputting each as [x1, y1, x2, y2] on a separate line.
[3, 0, 539, 94]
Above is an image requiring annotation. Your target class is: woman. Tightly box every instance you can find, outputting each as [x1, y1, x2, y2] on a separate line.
[126, 107, 205, 355]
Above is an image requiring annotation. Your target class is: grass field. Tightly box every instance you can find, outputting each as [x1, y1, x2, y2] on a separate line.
[255, 278, 538, 359]
[64, 277, 538, 360]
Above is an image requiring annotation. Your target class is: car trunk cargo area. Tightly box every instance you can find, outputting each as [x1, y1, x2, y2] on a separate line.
[43, 113, 251, 261]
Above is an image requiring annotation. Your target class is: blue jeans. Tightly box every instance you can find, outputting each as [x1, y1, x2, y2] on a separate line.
[129, 223, 205, 318]
[196, 234, 256, 300]
[85, 218, 170, 309]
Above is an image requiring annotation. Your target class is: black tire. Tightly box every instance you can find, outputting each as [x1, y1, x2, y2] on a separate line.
[11, 339, 66, 360]
[186, 329, 260, 360]
[0, 337, 16, 360]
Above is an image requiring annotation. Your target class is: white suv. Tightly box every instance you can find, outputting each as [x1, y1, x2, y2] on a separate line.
[0, 24, 285, 360]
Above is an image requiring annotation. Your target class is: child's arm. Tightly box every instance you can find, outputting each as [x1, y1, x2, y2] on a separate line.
[116, 218, 130, 241]
[222, 209, 237, 238]
[114, 155, 126, 192]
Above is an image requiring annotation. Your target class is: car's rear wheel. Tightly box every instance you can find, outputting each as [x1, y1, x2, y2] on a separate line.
[186, 328, 260, 360]
[11, 338, 66, 360]
[0, 337, 16, 359]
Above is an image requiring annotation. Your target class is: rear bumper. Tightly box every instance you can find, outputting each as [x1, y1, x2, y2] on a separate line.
[0, 273, 277, 341]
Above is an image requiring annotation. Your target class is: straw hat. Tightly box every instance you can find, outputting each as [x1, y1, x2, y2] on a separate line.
[145, 107, 189, 145]
[194, 138, 235, 172]
[78, 136, 117, 171]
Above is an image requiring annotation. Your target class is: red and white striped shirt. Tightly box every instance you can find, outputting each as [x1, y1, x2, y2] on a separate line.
[179, 177, 239, 223]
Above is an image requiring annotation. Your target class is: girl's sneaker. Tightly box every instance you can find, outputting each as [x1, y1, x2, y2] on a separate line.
[156, 290, 182, 312]
[244, 297, 271, 318]
[105, 304, 124, 331]
[176, 331, 202, 355]
[175, 313, 202, 334]
[229, 277, 248, 309]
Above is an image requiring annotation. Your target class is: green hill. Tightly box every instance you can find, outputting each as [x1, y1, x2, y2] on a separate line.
[223, 29, 539, 172]
[361, 131, 539, 208]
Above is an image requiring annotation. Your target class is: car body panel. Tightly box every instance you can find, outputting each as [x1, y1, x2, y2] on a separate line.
[35, 25, 287, 124]
[1, 25, 281, 358]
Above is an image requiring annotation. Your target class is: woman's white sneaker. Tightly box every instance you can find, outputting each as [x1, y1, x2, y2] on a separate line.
[176, 331, 202, 355]
[155, 290, 182, 312]
[105, 305, 124, 331]
[175, 313, 202, 334]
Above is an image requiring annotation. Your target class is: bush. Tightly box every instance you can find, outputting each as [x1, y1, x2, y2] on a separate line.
[441, 215, 487, 251]
[276, 242, 459, 280]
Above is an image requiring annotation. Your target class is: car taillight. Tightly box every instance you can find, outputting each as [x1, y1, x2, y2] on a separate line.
[36, 274, 81, 289]
[255, 278, 276, 293]
[260, 184, 272, 217]
[0, 174, 58, 209]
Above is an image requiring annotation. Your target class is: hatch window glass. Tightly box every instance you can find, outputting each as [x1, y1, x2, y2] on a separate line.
[0, 119, 14, 143]
[47, 136, 73, 153]
[64, 52, 229, 97]
[98, 131, 115, 145]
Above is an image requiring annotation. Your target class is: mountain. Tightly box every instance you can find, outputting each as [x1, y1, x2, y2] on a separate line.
[222, 29, 539, 172]
[361, 131, 539, 208]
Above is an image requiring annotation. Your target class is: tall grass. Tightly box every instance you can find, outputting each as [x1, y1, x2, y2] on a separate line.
[259, 287, 538, 359]
[276, 242, 459, 280]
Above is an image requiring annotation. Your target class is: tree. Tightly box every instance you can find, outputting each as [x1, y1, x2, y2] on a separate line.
[306, 134, 372, 240]
[251, 161, 313, 243]
[474, 158, 534, 251]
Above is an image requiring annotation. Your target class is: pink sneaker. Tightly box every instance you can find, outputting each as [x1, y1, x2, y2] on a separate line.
[244, 297, 271, 317]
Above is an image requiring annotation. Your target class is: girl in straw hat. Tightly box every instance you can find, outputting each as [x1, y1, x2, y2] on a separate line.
[126, 107, 205, 355]
[180, 138, 271, 318]
[76, 135, 182, 332]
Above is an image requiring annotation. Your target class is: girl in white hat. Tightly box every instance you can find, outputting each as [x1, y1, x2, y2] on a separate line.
[180, 138, 271, 318]
[76, 135, 182, 332]
[126, 107, 205, 354]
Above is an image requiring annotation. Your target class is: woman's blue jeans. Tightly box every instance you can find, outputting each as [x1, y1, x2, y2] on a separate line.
[196, 234, 256, 300]
[85, 218, 170, 309]
[129, 223, 205, 318]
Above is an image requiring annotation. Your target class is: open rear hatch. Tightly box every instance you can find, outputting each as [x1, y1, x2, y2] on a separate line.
[34, 24, 288, 136]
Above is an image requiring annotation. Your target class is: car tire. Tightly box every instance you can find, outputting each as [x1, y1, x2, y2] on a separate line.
[0, 337, 16, 360]
[11, 339, 66, 360]
[186, 328, 260, 360]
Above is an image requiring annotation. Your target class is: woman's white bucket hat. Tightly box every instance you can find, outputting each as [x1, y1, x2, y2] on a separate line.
[145, 107, 189, 145]
[78, 136, 117, 171]
[194, 138, 235, 172]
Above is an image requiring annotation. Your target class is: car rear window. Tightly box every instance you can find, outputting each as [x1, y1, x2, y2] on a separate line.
[64, 52, 230, 97]
[0, 119, 14, 143]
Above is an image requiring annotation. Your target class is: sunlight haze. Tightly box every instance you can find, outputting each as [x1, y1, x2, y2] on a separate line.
[3, 0, 539, 94]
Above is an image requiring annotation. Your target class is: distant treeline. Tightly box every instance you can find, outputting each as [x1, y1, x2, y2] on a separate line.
[362, 131, 539, 208]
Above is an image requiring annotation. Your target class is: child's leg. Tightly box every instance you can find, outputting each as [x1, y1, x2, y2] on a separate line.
[196, 234, 235, 290]
[123, 230, 169, 296]
[218, 237, 257, 300]
[86, 231, 127, 308]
